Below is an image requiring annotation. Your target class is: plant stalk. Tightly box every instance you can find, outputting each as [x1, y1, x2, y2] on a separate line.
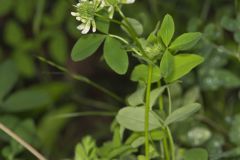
[167, 86, 172, 115]
[157, 81, 164, 112]
[0, 122, 47, 160]
[115, 6, 149, 58]
[163, 135, 170, 160]
[167, 127, 175, 160]
[145, 64, 153, 160]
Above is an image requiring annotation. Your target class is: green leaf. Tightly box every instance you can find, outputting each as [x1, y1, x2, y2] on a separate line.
[166, 54, 204, 82]
[13, 51, 36, 78]
[138, 155, 145, 160]
[131, 64, 161, 83]
[1, 119, 39, 158]
[127, 86, 146, 106]
[183, 87, 200, 104]
[169, 32, 202, 51]
[9, 119, 39, 154]
[229, 114, 240, 146]
[158, 14, 175, 46]
[71, 34, 106, 61]
[234, 31, 240, 43]
[34, 82, 71, 101]
[187, 126, 211, 146]
[0, 115, 19, 140]
[15, 0, 35, 23]
[51, 0, 68, 24]
[4, 20, 25, 47]
[160, 50, 174, 78]
[112, 126, 122, 148]
[131, 137, 145, 148]
[116, 107, 162, 132]
[184, 148, 208, 160]
[0, 0, 13, 16]
[200, 69, 240, 90]
[211, 147, 240, 160]
[49, 32, 68, 64]
[221, 16, 238, 32]
[104, 37, 129, 74]
[38, 104, 75, 150]
[74, 136, 98, 160]
[164, 103, 201, 125]
[0, 60, 18, 102]
[121, 17, 143, 36]
[150, 86, 166, 109]
[107, 145, 136, 159]
[96, 10, 110, 34]
[1, 88, 52, 112]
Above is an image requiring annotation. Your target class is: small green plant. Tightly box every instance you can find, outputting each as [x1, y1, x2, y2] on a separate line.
[70, 0, 205, 159]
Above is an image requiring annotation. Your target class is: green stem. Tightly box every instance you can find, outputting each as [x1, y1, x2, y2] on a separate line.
[157, 81, 164, 160]
[163, 134, 170, 160]
[167, 86, 172, 115]
[109, 34, 142, 56]
[109, 34, 129, 44]
[167, 127, 175, 160]
[157, 81, 164, 112]
[95, 13, 126, 27]
[166, 86, 175, 160]
[37, 56, 124, 103]
[96, 10, 149, 59]
[159, 141, 164, 159]
[33, 0, 45, 35]
[145, 64, 153, 160]
[71, 95, 118, 111]
[115, 6, 149, 58]
[55, 111, 116, 119]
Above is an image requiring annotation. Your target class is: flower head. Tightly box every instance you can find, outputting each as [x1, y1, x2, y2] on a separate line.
[71, 0, 105, 34]
[139, 33, 164, 59]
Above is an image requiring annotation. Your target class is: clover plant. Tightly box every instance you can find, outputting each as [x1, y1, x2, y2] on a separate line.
[70, 0, 205, 159]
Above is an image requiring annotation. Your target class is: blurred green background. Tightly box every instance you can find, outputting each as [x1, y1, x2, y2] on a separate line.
[0, 0, 240, 159]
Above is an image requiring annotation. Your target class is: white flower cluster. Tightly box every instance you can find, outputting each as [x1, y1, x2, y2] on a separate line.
[71, 0, 135, 34]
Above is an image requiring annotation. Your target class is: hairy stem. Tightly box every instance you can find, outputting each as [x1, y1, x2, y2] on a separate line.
[0, 122, 47, 160]
[145, 64, 153, 160]
[37, 56, 124, 103]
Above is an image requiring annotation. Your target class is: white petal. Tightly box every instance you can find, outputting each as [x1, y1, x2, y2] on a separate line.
[77, 23, 86, 31]
[121, 0, 135, 4]
[81, 21, 91, 34]
[81, 18, 87, 23]
[71, 12, 79, 16]
[92, 20, 96, 32]
[101, 0, 106, 6]
[108, 6, 113, 12]
[108, 7, 114, 18]
[76, 17, 81, 21]
[129, 0, 135, 3]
